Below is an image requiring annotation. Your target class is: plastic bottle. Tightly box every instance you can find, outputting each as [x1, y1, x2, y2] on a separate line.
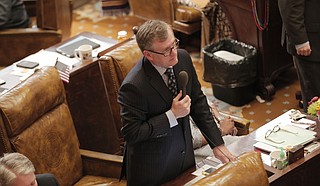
[117, 30, 128, 42]
[278, 147, 288, 169]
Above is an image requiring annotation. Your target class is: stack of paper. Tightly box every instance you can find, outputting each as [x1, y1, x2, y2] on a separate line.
[253, 109, 317, 152]
[256, 125, 316, 149]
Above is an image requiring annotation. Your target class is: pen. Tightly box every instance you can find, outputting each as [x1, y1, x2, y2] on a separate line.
[291, 120, 316, 125]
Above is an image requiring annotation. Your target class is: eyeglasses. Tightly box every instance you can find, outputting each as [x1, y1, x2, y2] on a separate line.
[147, 38, 179, 57]
[265, 125, 298, 144]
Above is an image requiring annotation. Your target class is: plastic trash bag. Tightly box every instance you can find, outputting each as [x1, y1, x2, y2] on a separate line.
[203, 39, 258, 88]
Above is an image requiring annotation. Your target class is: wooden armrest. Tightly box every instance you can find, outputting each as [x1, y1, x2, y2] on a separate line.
[219, 112, 251, 135]
[80, 149, 123, 179]
[211, 105, 250, 135]
[0, 28, 62, 35]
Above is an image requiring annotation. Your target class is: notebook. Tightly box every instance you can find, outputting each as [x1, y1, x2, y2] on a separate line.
[56, 38, 100, 58]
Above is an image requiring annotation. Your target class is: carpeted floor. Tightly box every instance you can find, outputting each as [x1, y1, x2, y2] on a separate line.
[71, 0, 302, 131]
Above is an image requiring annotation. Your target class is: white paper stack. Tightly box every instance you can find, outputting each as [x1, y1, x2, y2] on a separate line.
[213, 50, 244, 62]
[256, 125, 316, 149]
[253, 109, 317, 152]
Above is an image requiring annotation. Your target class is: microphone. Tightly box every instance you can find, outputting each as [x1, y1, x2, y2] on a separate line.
[178, 71, 188, 98]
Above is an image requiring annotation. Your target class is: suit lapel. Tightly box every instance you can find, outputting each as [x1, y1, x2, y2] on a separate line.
[142, 57, 173, 105]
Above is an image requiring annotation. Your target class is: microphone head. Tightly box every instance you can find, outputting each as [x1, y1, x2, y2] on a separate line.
[179, 71, 189, 88]
[179, 71, 188, 98]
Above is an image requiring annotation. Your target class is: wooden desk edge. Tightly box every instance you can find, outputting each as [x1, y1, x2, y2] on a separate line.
[266, 145, 320, 184]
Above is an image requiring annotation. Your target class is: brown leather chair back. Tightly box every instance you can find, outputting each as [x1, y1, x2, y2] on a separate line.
[129, 0, 174, 25]
[98, 39, 143, 154]
[129, 0, 202, 35]
[37, 0, 72, 39]
[194, 151, 269, 186]
[0, 67, 83, 186]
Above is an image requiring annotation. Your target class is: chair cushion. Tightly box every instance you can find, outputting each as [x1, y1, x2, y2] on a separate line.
[177, 0, 209, 9]
[175, 5, 202, 23]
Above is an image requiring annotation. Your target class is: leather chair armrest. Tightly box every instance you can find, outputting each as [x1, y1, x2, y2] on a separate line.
[175, 5, 202, 22]
[80, 149, 123, 179]
[194, 151, 269, 186]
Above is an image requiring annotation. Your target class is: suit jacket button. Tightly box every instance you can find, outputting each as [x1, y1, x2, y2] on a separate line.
[181, 150, 185, 154]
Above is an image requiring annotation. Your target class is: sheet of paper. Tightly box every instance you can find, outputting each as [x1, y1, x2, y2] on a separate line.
[290, 118, 316, 129]
[20, 49, 78, 67]
[184, 175, 205, 186]
[192, 164, 216, 176]
[10, 50, 79, 79]
[253, 141, 277, 153]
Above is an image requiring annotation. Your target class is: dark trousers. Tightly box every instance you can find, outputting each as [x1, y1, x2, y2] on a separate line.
[293, 56, 320, 112]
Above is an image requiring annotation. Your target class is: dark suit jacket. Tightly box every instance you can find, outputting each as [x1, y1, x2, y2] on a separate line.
[118, 49, 223, 185]
[36, 173, 59, 186]
[278, 0, 320, 61]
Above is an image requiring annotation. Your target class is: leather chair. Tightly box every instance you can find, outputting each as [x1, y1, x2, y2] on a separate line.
[98, 38, 143, 154]
[0, 0, 72, 67]
[194, 151, 269, 186]
[129, 0, 203, 35]
[0, 67, 125, 185]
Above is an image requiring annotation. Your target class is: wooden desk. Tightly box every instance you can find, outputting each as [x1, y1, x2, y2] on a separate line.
[165, 111, 320, 185]
[0, 32, 117, 90]
[48, 32, 134, 155]
[226, 115, 320, 186]
[0, 32, 131, 155]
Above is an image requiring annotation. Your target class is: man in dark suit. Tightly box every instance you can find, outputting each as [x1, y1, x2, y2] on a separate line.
[0, 0, 30, 29]
[0, 153, 59, 186]
[118, 20, 235, 185]
[278, 0, 320, 112]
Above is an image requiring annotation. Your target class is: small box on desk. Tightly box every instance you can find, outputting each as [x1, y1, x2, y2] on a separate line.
[288, 144, 304, 164]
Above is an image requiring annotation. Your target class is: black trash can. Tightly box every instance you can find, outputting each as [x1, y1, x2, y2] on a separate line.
[202, 39, 258, 106]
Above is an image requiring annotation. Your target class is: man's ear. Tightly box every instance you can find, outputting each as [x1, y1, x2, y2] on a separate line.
[143, 50, 153, 61]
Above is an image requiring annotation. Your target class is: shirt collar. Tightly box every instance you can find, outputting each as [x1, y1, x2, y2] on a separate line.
[152, 64, 172, 76]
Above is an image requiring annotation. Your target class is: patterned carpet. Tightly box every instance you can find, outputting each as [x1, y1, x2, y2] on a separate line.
[72, 0, 143, 39]
[71, 1, 302, 131]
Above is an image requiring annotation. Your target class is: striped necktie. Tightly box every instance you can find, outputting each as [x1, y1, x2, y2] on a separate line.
[165, 67, 178, 96]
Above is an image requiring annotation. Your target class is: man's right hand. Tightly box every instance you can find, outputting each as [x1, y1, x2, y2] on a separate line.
[212, 145, 236, 164]
[297, 43, 312, 56]
[171, 91, 191, 119]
